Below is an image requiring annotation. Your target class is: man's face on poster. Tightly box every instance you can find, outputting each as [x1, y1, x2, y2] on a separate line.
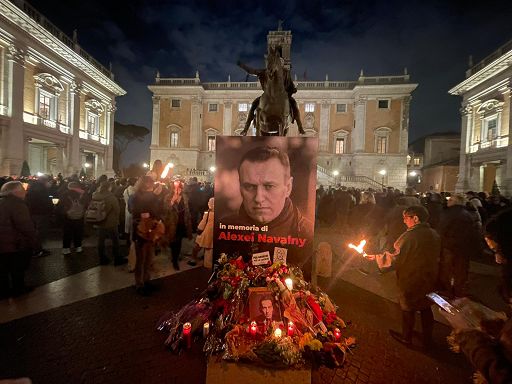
[239, 158, 293, 224]
[260, 299, 274, 320]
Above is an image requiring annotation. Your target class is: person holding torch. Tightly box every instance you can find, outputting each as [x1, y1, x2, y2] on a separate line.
[365, 205, 441, 349]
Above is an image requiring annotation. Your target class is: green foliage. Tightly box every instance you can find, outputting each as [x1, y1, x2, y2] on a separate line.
[491, 180, 500, 196]
[20, 160, 31, 177]
[113, 121, 150, 172]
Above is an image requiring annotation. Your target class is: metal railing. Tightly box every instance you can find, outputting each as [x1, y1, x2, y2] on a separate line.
[9, 0, 113, 78]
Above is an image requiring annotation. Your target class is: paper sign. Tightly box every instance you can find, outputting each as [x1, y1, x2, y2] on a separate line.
[252, 251, 271, 266]
[273, 247, 287, 265]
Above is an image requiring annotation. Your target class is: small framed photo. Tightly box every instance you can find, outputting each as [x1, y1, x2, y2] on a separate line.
[248, 287, 283, 325]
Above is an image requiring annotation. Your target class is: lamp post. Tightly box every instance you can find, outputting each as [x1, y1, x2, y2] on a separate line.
[379, 169, 386, 187]
[209, 166, 216, 183]
[332, 170, 339, 187]
[142, 162, 149, 169]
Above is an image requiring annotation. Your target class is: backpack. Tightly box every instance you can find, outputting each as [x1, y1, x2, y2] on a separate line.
[85, 199, 107, 223]
[67, 197, 85, 220]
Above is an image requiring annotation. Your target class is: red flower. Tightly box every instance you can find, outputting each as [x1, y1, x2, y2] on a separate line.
[325, 311, 338, 325]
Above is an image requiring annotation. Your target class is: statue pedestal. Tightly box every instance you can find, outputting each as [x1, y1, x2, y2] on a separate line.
[206, 359, 311, 384]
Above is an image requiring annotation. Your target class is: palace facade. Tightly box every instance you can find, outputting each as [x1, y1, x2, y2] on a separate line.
[0, 0, 125, 177]
[450, 39, 512, 196]
[148, 28, 417, 189]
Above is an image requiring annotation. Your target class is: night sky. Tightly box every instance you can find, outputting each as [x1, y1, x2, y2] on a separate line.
[25, 0, 512, 166]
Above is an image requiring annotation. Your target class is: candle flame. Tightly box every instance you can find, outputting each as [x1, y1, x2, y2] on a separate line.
[348, 239, 367, 256]
[160, 162, 174, 179]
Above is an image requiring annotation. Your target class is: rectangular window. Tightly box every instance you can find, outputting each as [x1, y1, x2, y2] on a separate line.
[238, 103, 248, 112]
[413, 158, 420, 166]
[39, 93, 52, 119]
[376, 136, 387, 153]
[208, 103, 218, 112]
[170, 132, 178, 147]
[305, 103, 315, 112]
[486, 118, 497, 141]
[207, 135, 216, 151]
[336, 103, 347, 113]
[378, 99, 389, 109]
[87, 113, 99, 135]
[171, 99, 181, 108]
[335, 138, 345, 154]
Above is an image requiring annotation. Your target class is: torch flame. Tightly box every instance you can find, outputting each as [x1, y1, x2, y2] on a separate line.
[160, 162, 174, 179]
[348, 239, 367, 257]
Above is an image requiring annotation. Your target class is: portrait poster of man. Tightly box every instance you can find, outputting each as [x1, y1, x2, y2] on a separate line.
[248, 287, 283, 325]
[214, 136, 318, 276]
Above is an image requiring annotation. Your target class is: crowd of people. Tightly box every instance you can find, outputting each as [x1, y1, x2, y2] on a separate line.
[2, 169, 512, 382]
[0, 160, 214, 299]
[317, 184, 512, 382]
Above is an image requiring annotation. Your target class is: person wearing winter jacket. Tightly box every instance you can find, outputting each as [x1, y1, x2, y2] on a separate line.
[0, 181, 38, 298]
[92, 181, 125, 266]
[56, 181, 89, 255]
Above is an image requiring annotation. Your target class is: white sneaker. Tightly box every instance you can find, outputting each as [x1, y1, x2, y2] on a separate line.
[75, 247, 83, 253]
[62, 248, 71, 255]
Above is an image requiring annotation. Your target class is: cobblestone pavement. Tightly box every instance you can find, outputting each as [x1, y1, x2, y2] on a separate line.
[0, 268, 473, 384]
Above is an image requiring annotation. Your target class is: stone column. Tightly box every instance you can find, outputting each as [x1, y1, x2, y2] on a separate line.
[353, 97, 366, 153]
[455, 104, 473, 192]
[2, 45, 25, 175]
[504, 91, 512, 196]
[104, 103, 116, 176]
[150, 96, 160, 147]
[222, 101, 232, 136]
[190, 97, 202, 148]
[67, 82, 82, 175]
[319, 101, 330, 152]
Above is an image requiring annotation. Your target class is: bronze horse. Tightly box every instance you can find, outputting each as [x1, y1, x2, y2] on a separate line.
[239, 47, 302, 136]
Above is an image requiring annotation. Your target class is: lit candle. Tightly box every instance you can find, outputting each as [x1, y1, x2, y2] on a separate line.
[183, 322, 192, 348]
[274, 328, 282, 338]
[250, 321, 257, 337]
[287, 321, 295, 337]
[348, 239, 367, 257]
[285, 278, 293, 291]
[334, 328, 341, 341]
[203, 322, 209, 337]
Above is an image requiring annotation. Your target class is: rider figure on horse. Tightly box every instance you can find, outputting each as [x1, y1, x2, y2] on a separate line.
[237, 48, 305, 135]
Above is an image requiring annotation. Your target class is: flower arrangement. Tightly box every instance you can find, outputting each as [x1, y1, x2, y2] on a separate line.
[157, 254, 355, 369]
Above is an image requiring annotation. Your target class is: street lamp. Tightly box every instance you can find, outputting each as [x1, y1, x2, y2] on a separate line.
[409, 171, 417, 177]
[83, 162, 91, 169]
[332, 170, 339, 186]
[209, 166, 216, 173]
[378, 169, 386, 186]
[142, 162, 149, 169]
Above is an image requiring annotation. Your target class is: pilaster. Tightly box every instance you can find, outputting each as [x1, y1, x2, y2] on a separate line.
[455, 104, 473, 192]
[222, 101, 232, 136]
[399, 96, 410, 153]
[319, 101, 330, 152]
[150, 96, 160, 147]
[190, 97, 202, 148]
[105, 103, 116, 175]
[2, 45, 26, 175]
[353, 97, 366, 153]
[67, 82, 82, 175]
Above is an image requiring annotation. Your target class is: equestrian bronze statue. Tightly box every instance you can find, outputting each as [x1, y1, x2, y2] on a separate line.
[238, 47, 304, 136]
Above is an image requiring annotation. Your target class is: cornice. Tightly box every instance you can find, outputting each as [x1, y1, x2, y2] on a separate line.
[0, 0, 125, 97]
[449, 49, 512, 96]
